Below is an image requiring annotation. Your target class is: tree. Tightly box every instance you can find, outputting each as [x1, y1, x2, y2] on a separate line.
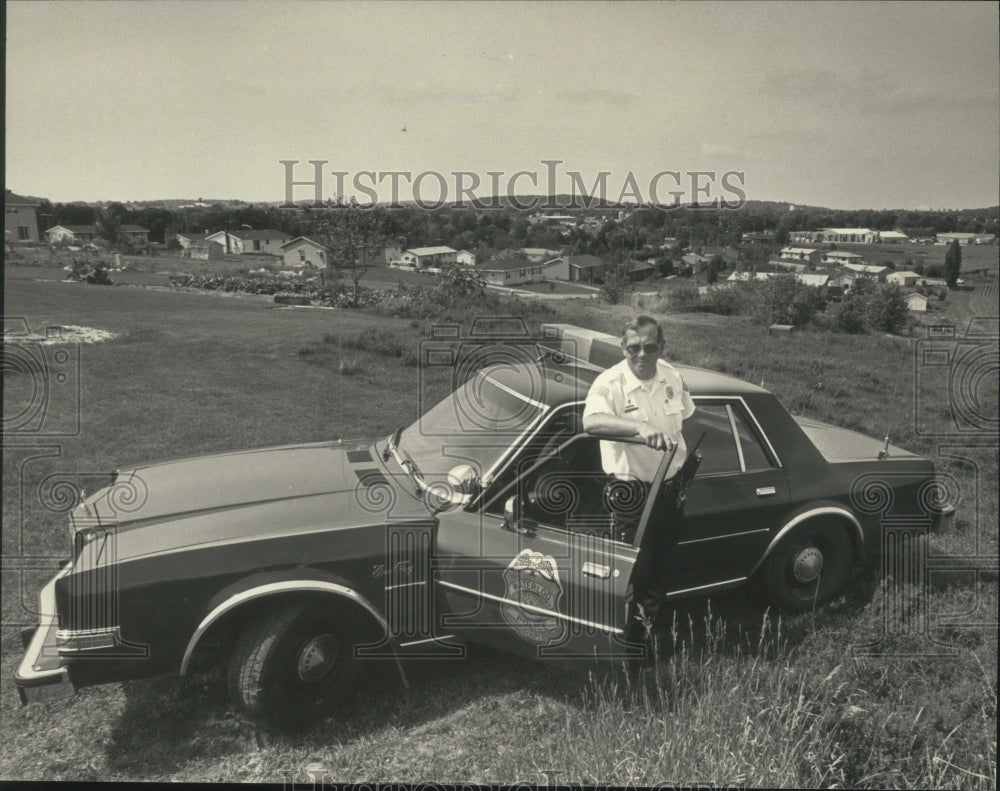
[600, 261, 631, 304]
[96, 209, 129, 251]
[706, 254, 726, 285]
[944, 239, 962, 288]
[831, 290, 868, 334]
[308, 207, 387, 306]
[866, 284, 910, 334]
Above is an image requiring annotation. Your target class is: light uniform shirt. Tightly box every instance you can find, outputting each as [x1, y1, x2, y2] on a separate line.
[583, 358, 696, 483]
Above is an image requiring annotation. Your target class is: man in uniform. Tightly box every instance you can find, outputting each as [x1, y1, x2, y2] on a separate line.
[582, 314, 695, 649]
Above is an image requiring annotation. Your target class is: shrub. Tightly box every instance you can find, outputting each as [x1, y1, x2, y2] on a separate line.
[831, 292, 868, 334]
[866, 283, 910, 334]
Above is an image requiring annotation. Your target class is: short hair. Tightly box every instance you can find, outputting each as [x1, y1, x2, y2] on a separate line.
[622, 314, 664, 345]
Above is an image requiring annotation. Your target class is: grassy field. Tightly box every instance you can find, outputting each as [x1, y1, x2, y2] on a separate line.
[2, 276, 996, 785]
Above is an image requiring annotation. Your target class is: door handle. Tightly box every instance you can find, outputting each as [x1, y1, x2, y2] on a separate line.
[756, 486, 776, 497]
[582, 562, 611, 579]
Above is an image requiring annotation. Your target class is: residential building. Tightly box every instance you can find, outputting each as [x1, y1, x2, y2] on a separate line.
[382, 244, 403, 264]
[772, 259, 809, 273]
[477, 258, 545, 286]
[565, 254, 607, 282]
[905, 293, 929, 313]
[815, 228, 878, 244]
[627, 260, 656, 281]
[540, 257, 569, 280]
[205, 229, 291, 255]
[681, 252, 710, 273]
[121, 225, 150, 245]
[843, 262, 889, 282]
[887, 270, 920, 287]
[456, 249, 476, 266]
[280, 237, 328, 269]
[878, 230, 909, 244]
[779, 246, 822, 266]
[937, 232, 977, 245]
[45, 225, 99, 243]
[399, 246, 458, 268]
[822, 250, 865, 266]
[521, 247, 562, 263]
[5, 190, 40, 242]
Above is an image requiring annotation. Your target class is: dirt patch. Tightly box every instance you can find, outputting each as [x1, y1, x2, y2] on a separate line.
[4, 324, 118, 345]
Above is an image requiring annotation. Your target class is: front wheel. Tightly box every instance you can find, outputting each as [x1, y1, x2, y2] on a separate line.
[762, 524, 853, 613]
[228, 601, 357, 729]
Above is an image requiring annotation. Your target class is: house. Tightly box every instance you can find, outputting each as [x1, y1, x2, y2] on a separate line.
[540, 257, 569, 280]
[176, 233, 225, 260]
[741, 231, 774, 243]
[121, 225, 150, 244]
[477, 258, 545, 286]
[905, 293, 929, 313]
[456, 249, 476, 266]
[727, 270, 829, 298]
[565, 254, 607, 282]
[779, 247, 821, 266]
[937, 233, 978, 245]
[843, 262, 889, 282]
[887, 270, 921, 287]
[814, 227, 878, 244]
[681, 253, 710, 273]
[382, 244, 403, 264]
[280, 237, 328, 269]
[627, 260, 657, 282]
[918, 277, 948, 288]
[399, 246, 458, 268]
[772, 259, 809, 273]
[878, 230, 909, 244]
[5, 191, 40, 242]
[46, 224, 99, 243]
[521, 247, 562, 263]
[206, 229, 291, 255]
[703, 246, 741, 266]
[823, 250, 865, 266]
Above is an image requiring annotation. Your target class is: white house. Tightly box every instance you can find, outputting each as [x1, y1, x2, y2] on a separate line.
[905, 293, 929, 313]
[878, 231, 909, 244]
[477, 258, 545, 286]
[823, 250, 865, 266]
[399, 246, 458, 268]
[843, 262, 889, 282]
[521, 247, 562, 263]
[887, 270, 921, 287]
[779, 247, 821, 265]
[45, 224, 99, 243]
[456, 249, 476, 266]
[5, 191, 40, 242]
[205, 229, 291, 255]
[280, 237, 328, 269]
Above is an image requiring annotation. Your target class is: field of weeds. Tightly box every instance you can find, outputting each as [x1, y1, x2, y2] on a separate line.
[2, 276, 995, 786]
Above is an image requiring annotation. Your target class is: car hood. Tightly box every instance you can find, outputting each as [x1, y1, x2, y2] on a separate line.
[76, 440, 407, 528]
[793, 416, 919, 461]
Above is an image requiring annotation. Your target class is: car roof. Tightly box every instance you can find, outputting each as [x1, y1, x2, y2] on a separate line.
[479, 357, 769, 409]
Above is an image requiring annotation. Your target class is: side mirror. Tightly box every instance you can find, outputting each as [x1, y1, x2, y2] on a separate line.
[447, 464, 481, 498]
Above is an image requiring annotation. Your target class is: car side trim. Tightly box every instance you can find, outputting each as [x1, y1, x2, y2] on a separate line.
[179, 581, 388, 675]
[663, 576, 747, 599]
[437, 579, 624, 635]
[747, 506, 864, 578]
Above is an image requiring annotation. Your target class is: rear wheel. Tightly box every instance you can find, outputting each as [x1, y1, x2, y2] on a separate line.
[763, 523, 853, 613]
[228, 601, 357, 729]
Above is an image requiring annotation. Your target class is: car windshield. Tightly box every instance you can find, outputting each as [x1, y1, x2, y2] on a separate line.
[398, 371, 545, 484]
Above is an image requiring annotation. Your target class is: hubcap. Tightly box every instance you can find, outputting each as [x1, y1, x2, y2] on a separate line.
[296, 634, 338, 683]
[792, 546, 824, 584]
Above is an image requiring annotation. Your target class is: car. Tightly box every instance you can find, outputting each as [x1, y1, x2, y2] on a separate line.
[14, 322, 955, 728]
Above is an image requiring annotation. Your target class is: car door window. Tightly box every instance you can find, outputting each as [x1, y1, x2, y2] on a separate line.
[683, 405, 741, 475]
[683, 401, 777, 475]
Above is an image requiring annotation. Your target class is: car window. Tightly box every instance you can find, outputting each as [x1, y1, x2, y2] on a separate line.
[731, 406, 774, 470]
[683, 404, 741, 475]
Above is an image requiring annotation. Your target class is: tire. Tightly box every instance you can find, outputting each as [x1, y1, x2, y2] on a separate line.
[762, 523, 853, 613]
[228, 600, 357, 729]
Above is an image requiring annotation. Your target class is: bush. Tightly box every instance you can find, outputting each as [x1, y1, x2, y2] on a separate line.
[700, 285, 746, 316]
[746, 276, 823, 327]
[866, 283, 910, 334]
[830, 292, 868, 334]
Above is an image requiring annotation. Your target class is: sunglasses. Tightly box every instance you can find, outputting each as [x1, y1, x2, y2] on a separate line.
[625, 343, 661, 356]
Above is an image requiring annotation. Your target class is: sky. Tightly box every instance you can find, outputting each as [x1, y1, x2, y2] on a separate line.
[6, 0, 1000, 210]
